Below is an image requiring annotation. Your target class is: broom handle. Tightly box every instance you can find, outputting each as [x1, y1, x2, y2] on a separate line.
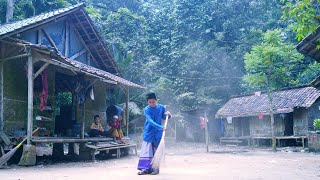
[16, 128, 40, 148]
[161, 114, 169, 140]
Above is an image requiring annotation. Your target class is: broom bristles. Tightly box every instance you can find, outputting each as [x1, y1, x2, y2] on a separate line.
[151, 139, 165, 170]
[0, 128, 39, 167]
[0, 146, 19, 167]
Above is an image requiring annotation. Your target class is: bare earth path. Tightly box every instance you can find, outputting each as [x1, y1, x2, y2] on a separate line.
[0, 143, 320, 180]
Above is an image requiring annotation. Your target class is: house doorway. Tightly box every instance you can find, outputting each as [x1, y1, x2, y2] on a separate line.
[284, 113, 293, 136]
[234, 118, 250, 137]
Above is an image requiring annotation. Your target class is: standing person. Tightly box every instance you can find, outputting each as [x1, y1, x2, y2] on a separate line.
[137, 92, 171, 175]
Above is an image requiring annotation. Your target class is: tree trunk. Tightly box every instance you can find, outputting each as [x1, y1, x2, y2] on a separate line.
[267, 91, 276, 151]
[6, 0, 13, 23]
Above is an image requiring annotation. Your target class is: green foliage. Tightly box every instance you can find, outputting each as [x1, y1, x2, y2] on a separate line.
[1, 0, 318, 117]
[314, 118, 320, 130]
[0, 0, 6, 23]
[243, 29, 304, 90]
[298, 62, 320, 84]
[56, 92, 72, 107]
[281, 0, 320, 40]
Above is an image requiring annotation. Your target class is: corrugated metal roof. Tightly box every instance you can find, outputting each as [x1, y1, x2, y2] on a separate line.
[216, 87, 320, 118]
[0, 4, 84, 38]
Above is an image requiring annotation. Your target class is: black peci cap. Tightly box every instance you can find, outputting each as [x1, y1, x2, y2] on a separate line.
[146, 92, 157, 100]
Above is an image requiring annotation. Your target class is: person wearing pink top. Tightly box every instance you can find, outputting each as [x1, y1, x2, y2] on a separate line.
[108, 115, 124, 143]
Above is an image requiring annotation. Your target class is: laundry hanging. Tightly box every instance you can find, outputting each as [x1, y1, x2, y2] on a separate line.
[39, 70, 48, 111]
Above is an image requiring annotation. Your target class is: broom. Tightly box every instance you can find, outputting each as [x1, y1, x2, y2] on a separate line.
[0, 128, 39, 167]
[151, 114, 169, 170]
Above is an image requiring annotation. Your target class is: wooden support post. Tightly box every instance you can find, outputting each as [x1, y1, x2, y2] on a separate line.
[125, 87, 129, 136]
[42, 29, 60, 54]
[204, 112, 209, 153]
[65, 21, 69, 57]
[0, 62, 3, 132]
[81, 103, 85, 139]
[33, 62, 49, 79]
[27, 53, 34, 145]
[69, 49, 86, 60]
[37, 29, 42, 44]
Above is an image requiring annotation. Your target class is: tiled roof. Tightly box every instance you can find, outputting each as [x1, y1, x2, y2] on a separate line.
[0, 4, 84, 38]
[216, 87, 320, 118]
[15, 39, 144, 88]
[34, 44, 144, 88]
[65, 58, 144, 89]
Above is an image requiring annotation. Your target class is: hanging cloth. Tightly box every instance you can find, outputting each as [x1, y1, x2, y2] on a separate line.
[90, 86, 95, 100]
[199, 117, 206, 129]
[39, 70, 48, 111]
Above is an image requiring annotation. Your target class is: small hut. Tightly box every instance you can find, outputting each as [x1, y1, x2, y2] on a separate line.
[216, 86, 320, 147]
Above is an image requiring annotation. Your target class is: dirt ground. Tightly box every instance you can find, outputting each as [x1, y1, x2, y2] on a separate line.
[0, 142, 320, 180]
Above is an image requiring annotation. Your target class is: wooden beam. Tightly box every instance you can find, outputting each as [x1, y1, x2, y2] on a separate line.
[33, 52, 117, 85]
[27, 54, 34, 145]
[0, 53, 30, 61]
[0, 43, 3, 131]
[69, 48, 86, 60]
[297, 30, 320, 52]
[42, 28, 60, 54]
[80, 9, 119, 73]
[72, 13, 111, 70]
[125, 87, 129, 136]
[33, 62, 50, 79]
[70, 20, 100, 68]
[65, 20, 69, 57]
[37, 29, 42, 44]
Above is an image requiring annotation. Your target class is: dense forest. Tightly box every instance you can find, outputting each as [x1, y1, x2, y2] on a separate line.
[0, 0, 320, 121]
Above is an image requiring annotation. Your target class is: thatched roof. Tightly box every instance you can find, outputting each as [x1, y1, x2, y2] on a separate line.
[216, 86, 320, 118]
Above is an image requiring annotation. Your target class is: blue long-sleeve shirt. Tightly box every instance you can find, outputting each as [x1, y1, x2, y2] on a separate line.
[143, 104, 166, 143]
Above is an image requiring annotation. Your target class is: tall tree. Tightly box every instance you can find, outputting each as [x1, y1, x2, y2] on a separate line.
[243, 29, 304, 150]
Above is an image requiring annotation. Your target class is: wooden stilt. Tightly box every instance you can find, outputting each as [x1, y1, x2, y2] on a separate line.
[27, 53, 34, 145]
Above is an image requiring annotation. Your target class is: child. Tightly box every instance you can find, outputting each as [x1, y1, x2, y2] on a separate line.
[89, 115, 108, 137]
[108, 115, 124, 144]
[137, 92, 171, 175]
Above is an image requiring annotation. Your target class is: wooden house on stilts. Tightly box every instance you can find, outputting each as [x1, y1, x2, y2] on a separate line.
[0, 3, 143, 164]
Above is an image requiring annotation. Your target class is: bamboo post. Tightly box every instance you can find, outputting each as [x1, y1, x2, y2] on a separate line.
[0, 62, 3, 132]
[27, 53, 34, 145]
[0, 43, 3, 131]
[125, 87, 129, 136]
[81, 103, 85, 139]
[204, 112, 209, 153]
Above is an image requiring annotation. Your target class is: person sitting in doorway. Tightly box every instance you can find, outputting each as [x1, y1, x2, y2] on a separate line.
[108, 115, 124, 144]
[89, 115, 108, 137]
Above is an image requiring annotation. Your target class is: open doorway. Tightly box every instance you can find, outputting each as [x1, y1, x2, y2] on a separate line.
[284, 113, 293, 136]
[54, 72, 74, 136]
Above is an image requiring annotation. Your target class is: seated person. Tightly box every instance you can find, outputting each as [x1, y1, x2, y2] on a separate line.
[108, 115, 124, 143]
[89, 115, 108, 137]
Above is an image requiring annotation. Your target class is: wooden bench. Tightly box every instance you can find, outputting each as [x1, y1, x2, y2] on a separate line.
[86, 142, 137, 161]
[220, 139, 242, 145]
